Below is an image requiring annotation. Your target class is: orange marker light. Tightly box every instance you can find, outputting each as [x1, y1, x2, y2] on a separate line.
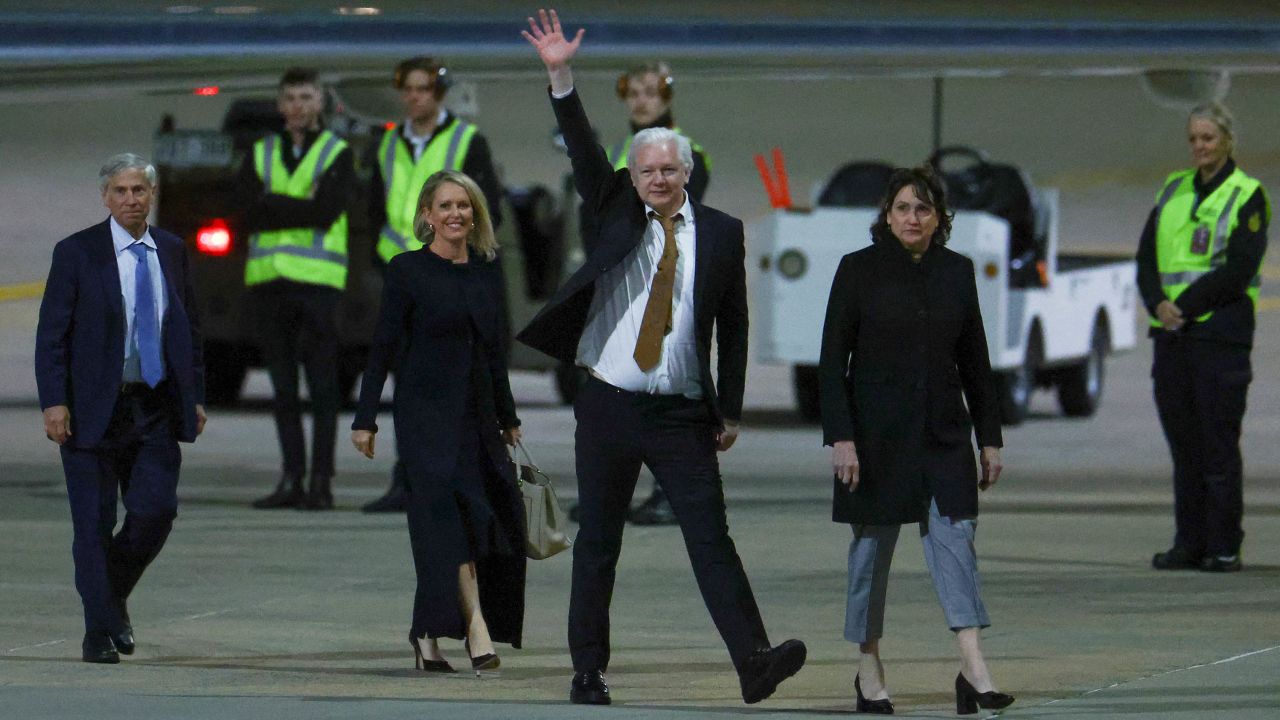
[196, 219, 232, 256]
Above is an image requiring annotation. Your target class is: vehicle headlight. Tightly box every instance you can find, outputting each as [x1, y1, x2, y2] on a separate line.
[776, 249, 807, 279]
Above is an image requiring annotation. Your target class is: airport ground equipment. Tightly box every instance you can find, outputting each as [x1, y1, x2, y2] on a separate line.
[753, 148, 1137, 424]
[153, 97, 568, 405]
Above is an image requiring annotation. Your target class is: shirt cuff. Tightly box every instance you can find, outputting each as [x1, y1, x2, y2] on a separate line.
[550, 85, 575, 99]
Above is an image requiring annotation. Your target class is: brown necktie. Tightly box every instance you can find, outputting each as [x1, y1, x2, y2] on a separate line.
[633, 212, 681, 371]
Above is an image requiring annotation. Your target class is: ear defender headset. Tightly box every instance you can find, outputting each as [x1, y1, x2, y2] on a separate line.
[615, 62, 674, 102]
[394, 57, 453, 100]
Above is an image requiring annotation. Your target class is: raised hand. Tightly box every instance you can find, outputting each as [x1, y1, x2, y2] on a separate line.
[521, 8, 584, 70]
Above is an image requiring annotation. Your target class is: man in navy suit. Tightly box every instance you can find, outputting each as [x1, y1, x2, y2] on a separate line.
[35, 153, 206, 664]
[521, 11, 806, 706]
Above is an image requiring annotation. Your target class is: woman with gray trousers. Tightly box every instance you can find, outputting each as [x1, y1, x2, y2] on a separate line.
[819, 166, 1014, 715]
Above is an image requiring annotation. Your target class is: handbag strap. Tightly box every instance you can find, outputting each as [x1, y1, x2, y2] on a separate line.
[514, 439, 540, 472]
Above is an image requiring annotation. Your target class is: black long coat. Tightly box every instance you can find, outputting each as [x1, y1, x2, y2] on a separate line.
[819, 236, 1003, 525]
[353, 248, 525, 646]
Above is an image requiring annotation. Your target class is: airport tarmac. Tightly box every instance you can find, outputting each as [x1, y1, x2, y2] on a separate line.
[2, 292, 1279, 719]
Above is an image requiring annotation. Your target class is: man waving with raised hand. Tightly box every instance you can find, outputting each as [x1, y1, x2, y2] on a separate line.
[518, 8, 807, 706]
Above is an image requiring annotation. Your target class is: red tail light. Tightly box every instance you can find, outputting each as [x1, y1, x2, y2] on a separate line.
[196, 219, 232, 256]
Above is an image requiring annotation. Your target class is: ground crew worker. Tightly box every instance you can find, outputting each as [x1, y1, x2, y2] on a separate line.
[1138, 102, 1269, 573]
[610, 61, 710, 526]
[362, 56, 506, 513]
[236, 66, 354, 512]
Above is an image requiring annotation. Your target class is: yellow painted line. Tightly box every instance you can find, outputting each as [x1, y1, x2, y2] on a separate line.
[0, 281, 44, 302]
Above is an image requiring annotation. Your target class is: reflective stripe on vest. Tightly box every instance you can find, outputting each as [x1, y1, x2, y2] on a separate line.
[606, 127, 710, 171]
[246, 130, 349, 289]
[376, 119, 476, 262]
[1151, 167, 1267, 326]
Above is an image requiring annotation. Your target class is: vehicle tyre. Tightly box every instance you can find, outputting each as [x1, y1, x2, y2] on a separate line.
[999, 328, 1042, 426]
[1057, 324, 1107, 417]
[204, 342, 248, 406]
[794, 364, 821, 423]
[554, 362, 586, 405]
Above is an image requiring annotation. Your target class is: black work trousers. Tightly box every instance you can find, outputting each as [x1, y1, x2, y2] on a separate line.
[569, 376, 770, 673]
[251, 281, 341, 479]
[1152, 333, 1252, 558]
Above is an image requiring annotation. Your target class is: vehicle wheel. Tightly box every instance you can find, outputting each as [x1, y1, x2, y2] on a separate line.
[204, 342, 248, 406]
[999, 329, 1042, 426]
[554, 362, 586, 405]
[1057, 325, 1107, 417]
[794, 365, 821, 423]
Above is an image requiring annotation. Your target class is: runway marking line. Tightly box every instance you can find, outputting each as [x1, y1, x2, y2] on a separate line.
[0, 282, 44, 302]
[1041, 643, 1280, 705]
[6, 638, 66, 653]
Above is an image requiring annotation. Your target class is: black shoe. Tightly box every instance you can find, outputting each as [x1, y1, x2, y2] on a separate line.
[1200, 554, 1242, 573]
[570, 669, 611, 705]
[252, 474, 304, 509]
[409, 633, 456, 673]
[855, 674, 894, 714]
[628, 488, 677, 526]
[955, 672, 1014, 715]
[1152, 547, 1202, 570]
[112, 597, 135, 655]
[464, 638, 500, 675]
[740, 639, 807, 704]
[362, 484, 408, 513]
[81, 633, 120, 664]
[303, 475, 334, 511]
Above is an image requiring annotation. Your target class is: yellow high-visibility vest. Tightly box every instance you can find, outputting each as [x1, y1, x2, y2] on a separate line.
[245, 131, 349, 289]
[1152, 166, 1269, 326]
[376, 119, 476, 262]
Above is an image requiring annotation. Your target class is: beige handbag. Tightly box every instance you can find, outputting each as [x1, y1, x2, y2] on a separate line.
[513, 440, 573, 560]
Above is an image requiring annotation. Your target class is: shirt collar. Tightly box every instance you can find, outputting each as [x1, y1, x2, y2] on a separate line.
[403, 110, 452, 143]
[109, 216, 156, 255]
[645, 191, 694, 226]
[1193, 157, 1236, 196]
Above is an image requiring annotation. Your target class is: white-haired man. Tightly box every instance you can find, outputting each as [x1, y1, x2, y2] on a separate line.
[519, 10, 806, 706]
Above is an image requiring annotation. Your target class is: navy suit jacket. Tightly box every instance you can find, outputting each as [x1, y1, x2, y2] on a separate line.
[35, 218, 205, 448]
[516, 89, 748, 424]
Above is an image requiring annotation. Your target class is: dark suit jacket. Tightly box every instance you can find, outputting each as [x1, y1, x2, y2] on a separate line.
[516, 89, 748, 425]
[36, 218, 205, 448]
[819, 236, 1002, 525]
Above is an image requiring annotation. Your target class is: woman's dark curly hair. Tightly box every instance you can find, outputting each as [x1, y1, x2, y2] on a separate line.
[870, 165, 955, 246]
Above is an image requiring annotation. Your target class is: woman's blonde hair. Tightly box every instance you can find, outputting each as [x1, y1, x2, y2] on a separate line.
[412, 170, 498, 261]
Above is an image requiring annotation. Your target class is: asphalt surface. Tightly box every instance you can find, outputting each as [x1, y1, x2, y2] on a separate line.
[3, 290, 1280, 719]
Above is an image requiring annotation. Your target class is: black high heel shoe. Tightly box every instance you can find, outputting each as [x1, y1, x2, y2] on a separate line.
[955, 672, 1014, 715]
[855, 674, 894, 714]
[409, 632, 455, 673]
[465, 638, 500, 675]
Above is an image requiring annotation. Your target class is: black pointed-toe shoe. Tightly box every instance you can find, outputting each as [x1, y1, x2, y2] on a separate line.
[740, 639, 807, 704]
[855, 674, 894, 714]
[409, 633, 455, 673]
[570, 669, 611, 705]
[81, 633, 120, 664]
[112, 597, 135, 655]
[955, 672, 1014, 715]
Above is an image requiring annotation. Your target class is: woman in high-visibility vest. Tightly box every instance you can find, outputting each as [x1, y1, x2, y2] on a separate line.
[1136, 102, 1270, 573]
[351, 171, 525, 674]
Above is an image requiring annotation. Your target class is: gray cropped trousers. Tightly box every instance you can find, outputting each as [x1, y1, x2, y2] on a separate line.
[844, 498, 990, 644]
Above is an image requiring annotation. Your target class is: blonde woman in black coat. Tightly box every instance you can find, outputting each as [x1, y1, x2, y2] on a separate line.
[819, 166, 1013, 715]
[352, 170, 525, 676]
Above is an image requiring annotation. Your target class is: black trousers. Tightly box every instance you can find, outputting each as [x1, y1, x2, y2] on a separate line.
[251, 282, 341, 478]
[1152, 333, 1251, 557]
[59, 384, 180, 635]
[569, 376, 770, 673]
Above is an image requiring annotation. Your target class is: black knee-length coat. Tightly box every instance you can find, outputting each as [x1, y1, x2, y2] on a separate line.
[818, 235, 1003, 525]
[353, 247, 525, 645]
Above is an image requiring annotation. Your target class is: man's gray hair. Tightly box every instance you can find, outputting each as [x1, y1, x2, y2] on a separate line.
[628, 128, 693, 173]
[99, 153, 157, 190]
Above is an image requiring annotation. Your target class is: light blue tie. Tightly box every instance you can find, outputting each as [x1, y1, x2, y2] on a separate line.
[128, 243, 163, 387]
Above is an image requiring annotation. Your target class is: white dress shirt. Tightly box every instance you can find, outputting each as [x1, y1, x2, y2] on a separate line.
[403, 109, 450, 161]
[577, 193, 701, 397]
[110, 217, 167, 383]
